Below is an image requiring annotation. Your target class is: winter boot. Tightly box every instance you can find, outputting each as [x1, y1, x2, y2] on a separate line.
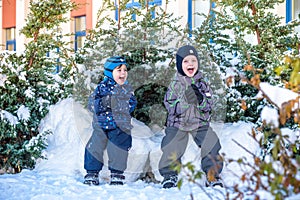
[83, 172, 99, 185]
[205, 176, 223, 188]
[110, 173, 125, 185]
[161, 175, 178, 189]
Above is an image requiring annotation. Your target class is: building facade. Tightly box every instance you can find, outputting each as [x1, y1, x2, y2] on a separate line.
[0, 0, 299, 52]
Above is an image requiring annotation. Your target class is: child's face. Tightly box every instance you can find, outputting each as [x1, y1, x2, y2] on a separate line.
[112, 64, 128, 85]
[182, 55, 198, 77]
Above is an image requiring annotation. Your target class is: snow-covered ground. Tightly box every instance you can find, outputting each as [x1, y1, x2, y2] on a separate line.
[0, 82, 300, 200]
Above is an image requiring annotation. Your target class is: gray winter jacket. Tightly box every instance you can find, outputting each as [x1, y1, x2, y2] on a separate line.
[164, 71, 213, 131]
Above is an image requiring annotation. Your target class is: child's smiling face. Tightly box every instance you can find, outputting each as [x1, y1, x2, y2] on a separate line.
[182, 55, 198, 77]
[113, 64, 128, 85]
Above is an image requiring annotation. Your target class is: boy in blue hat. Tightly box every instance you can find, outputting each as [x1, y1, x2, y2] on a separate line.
[83, 56, 137, 185]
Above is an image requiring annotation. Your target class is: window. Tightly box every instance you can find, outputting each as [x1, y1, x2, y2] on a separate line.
[287, 0, 300, 32]
[187, 0, 212, 36]
[115, 0, 162, 21]
[148, 0, 162, 18]
[293, 0, 300, 33]
[5, 27, 16, 51]
[193, 0, 211, 28]
[74, 16, 86, 51]
[46, 48, 61, 74]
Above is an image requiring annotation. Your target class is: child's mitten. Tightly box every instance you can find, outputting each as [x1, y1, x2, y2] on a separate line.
[185, 84, 204, 105]
[191, 84, 204, 104]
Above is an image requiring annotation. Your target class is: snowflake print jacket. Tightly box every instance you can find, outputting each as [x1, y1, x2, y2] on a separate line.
[88, 77, 137, 131]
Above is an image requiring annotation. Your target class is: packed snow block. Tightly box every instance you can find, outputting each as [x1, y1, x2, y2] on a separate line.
[37, 98, 93, 175]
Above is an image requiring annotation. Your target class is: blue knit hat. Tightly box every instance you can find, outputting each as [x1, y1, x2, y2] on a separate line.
[176, 45, 199, 76]
[104, 56, 127, 79]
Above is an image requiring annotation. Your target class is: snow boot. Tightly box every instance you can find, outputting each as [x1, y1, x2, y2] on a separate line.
[205, 176, 223, 188]
[83, 172, 99, 185]
[161, 175, 178, 189]
[110, 173, 125, 185]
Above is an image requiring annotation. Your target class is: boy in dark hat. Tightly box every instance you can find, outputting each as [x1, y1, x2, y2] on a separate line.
[83, 56, 137, 185]
[159, 45, 223, 188]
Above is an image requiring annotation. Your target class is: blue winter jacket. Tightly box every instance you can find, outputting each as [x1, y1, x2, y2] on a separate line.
[88, 77, 137, 131]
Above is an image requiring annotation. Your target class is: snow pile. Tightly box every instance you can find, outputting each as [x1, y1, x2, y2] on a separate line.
[36, 98, 92, 175]
[259, 82, 299, 109]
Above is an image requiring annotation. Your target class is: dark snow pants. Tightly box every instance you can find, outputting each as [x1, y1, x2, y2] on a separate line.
[159, 125, 223, 178]
[84, 122, 132, 174]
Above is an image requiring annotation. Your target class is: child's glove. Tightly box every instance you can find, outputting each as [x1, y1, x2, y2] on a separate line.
[185, 84, 203, 105]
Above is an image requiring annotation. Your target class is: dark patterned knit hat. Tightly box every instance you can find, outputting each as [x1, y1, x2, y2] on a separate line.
[104, 56, 127, 79]
[176, 45, 199, 76]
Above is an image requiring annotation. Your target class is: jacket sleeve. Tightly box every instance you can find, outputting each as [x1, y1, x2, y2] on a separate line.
[129, 93, 137, 113]
[93, 85, 109, 115]
[164, 81, 190, 116]
[87, 92, 95, 113]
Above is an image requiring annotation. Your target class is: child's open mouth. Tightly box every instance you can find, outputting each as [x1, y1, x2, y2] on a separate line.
[117, 77, 126, 84]
[187, 67, 195, 74]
